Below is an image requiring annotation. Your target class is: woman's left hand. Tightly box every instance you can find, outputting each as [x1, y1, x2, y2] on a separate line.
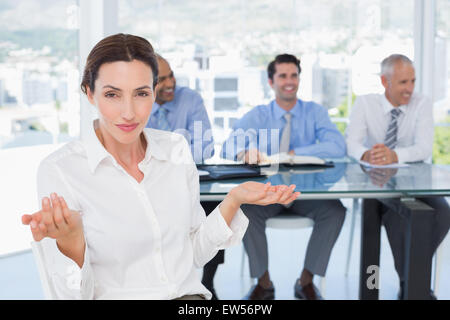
[231, 181, 300, 207]
[219, 181, 300, 226]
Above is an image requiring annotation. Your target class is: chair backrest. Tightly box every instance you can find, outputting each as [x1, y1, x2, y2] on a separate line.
[266, 212, 314, 229]
[30, 241, 57, 299]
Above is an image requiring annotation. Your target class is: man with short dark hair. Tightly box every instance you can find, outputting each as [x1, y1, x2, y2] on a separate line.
[346, 53, 450, 299]
[221, 54, 347, 300]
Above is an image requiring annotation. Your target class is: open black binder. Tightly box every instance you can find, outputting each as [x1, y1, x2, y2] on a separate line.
[197, 164, 265, 181]
[197, 161, 334, 181]
[273, 161, 335, 168]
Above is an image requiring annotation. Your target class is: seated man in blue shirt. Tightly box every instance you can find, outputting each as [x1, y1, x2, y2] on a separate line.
[147, 55, 214, 163]
[146, 55, 220, 299]
[221, 54, 347, 300]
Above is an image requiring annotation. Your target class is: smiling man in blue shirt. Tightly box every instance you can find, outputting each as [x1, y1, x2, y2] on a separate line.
[221, 59, 346, 162]
[146, 55, 214, 163]
[222, 54, 346, 300]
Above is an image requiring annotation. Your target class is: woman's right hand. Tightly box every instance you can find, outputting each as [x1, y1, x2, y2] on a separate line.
[22, 193, 85, 268]
[22, 193, 83, 242]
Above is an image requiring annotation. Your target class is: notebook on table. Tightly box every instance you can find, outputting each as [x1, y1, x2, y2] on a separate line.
[197, 164, 266, 181]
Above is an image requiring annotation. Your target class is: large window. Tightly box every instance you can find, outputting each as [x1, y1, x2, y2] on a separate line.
[0, 0, 79, 255]
[0, 0, 446, 258]
[119, 0, 414, 146]
[433, 0, 450, 164]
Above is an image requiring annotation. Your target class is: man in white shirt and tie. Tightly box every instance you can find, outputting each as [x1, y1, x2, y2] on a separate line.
[346, 54, 450, 299]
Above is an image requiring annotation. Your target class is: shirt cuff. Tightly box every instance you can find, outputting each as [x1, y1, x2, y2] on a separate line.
[205, 205, 249, 249]
[394, 148, 408, 164]
[348, 145, 367, 162]
[40, 237, 93, 299]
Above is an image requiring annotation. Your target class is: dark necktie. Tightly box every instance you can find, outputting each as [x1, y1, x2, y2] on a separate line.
[384, 108, 401, 149]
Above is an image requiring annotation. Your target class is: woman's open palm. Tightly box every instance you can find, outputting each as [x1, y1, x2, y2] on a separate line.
[235, 181, 300, 206]
[21, 193, 83, 242]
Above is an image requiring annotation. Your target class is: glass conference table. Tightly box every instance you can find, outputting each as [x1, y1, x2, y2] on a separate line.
[199, 160, 450, 300]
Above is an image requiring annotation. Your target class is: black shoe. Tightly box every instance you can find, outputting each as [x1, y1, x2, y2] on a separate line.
[294, 279, 323, 300]
[243, 283, 275, 300]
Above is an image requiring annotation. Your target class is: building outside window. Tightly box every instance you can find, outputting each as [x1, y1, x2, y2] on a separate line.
[118, 0, 416, 153]
[433, 0, 450, 164]
[0, 0, 80, 255]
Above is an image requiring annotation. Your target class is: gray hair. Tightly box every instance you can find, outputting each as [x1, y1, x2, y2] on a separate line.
[381, 54, 413, 78]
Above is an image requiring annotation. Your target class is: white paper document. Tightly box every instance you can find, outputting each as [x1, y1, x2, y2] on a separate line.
[358, 160, 409, 168]
[260, 152, 326, 165]
[197, 169, 210, 176]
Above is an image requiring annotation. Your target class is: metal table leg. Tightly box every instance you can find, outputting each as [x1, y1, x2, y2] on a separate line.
[400, 198, 435, 300]
[359, 199, 382, 300]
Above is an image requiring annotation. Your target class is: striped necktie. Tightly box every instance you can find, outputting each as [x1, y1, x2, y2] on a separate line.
[280, 113, 292, 153]
[156, 106, 170, 131]
[384, 108, 401, 149]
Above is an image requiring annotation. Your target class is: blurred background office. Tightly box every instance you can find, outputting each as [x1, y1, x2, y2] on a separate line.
[1, 0, 449, 299]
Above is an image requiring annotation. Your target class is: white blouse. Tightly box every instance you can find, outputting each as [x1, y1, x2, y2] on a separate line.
[345, 93, 434, 163]
[36, 122, 248, 300]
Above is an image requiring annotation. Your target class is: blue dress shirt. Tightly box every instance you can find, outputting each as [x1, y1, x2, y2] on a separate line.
[221, 99, 346, 160]
[147, 86, 214, 163]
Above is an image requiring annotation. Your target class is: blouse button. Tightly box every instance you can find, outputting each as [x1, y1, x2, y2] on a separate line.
[137, 190, 145, 197]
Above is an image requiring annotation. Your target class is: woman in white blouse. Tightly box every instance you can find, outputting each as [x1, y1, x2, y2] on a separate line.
[20, 34, 299, 300]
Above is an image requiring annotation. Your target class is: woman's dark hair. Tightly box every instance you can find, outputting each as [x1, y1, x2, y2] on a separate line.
[267, 54, 301, 80]
[81, 33, 159, 94]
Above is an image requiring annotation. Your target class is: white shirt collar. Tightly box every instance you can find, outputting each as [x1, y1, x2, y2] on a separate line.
[82, 120, 168, 174]
[82, 120, 110, 174]
[142, 129, 169, 162]
[381, 94, 407, 115]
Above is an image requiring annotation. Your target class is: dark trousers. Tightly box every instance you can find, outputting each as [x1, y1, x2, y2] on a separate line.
[200, 201, 224, 289]
[242, 200, 346, 278]
[380, 197, 450, 282]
